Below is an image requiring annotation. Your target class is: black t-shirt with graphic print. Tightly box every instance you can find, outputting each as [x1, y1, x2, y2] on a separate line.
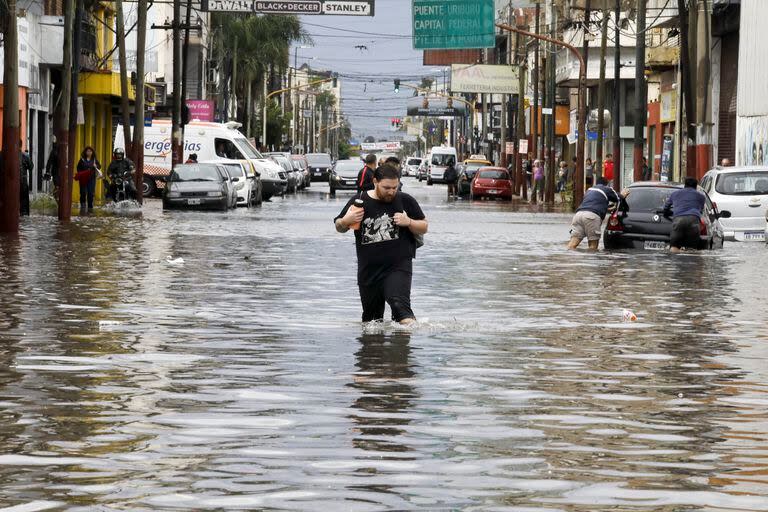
[335, 191, 426, 286]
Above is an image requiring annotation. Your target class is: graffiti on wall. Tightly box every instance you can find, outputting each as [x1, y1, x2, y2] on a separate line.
[736, 116, 768, 166]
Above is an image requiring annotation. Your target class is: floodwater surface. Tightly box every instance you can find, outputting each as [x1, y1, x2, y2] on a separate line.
[1, 181, 768, 511]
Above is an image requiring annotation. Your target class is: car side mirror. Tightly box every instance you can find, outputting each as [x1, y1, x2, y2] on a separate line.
[719, 210, 732, 218]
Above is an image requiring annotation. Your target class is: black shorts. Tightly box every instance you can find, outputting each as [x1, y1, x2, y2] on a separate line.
[359, 269, 415, 322]
[670, 215, 701, 248]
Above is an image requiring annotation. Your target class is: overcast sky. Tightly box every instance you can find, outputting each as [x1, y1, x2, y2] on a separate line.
[298, 0, 446, 141]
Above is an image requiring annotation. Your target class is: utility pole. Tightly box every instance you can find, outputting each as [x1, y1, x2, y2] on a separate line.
[694, 0, 712, 178]
[575, 0, 591, 205]
[115, 0, 133, 157]
[596, 10, 609, 177]
[515, 25, 527, 199]
[633, 0, 647, 182]
[133, 0, 148, 204]
[0, 0, 21, 232]
[545, 0, 557, 204]
[612, 0, 621, 190]
[171, 0, 183, 168]
[180, 0, 193, 127]
[678, 0, 696, 177]
[55, 0, 74, 221]
[532, 2, 540, 168]
[68, 0, 83, 181]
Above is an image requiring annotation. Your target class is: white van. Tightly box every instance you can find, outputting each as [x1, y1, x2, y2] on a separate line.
[427, 146, 458, 185]
[114, 120, 286, 200]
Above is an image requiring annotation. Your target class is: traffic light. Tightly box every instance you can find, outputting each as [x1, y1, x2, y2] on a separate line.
[394, 79, 400, 93]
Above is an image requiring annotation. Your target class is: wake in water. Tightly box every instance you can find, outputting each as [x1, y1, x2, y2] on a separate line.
[101, 200, 143, 214]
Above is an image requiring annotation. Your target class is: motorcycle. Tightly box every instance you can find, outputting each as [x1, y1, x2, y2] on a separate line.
[111, 169, 136, 202]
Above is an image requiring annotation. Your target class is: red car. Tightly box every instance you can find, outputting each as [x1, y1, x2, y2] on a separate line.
[471, 167, 513, 200]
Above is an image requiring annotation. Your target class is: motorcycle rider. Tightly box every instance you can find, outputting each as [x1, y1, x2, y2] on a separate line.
[107, 148, 137, 201]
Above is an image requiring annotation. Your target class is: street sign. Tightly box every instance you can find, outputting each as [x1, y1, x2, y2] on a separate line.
[505, 142, 514, 155]
[406, 97, 467, 117]
[361, 142, 401, 151]
[412, 0, 495, 50]
[519, 139, 528, 155]
[201, 0, 374, 15]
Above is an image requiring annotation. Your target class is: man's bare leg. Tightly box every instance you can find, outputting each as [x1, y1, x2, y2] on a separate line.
[399, 317, 416, 326]
[670, 246, 681, 254]
[567, 236, 583, 250]
[587, 239, 600, 251]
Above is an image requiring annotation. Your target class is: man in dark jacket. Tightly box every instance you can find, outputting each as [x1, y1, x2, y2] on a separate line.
[20, 143, 33, 216]
[107, 148, 137, 201]
[663, 177, 705, 253]
[568, 177, 630, 250]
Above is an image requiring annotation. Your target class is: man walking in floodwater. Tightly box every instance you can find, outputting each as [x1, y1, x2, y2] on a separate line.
[568, 177, 629, 250]
[335, 164, 428, 325]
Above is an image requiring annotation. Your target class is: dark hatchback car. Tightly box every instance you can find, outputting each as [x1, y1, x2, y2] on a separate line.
[458, 160, 493, 196]
[163, 163, 237, 211]
[306, 153, 333, 182]
[329, 159, 363, 194]
[604, 182, 731, 250]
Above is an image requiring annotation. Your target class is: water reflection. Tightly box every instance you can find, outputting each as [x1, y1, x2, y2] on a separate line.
[349, 332, 416, 454]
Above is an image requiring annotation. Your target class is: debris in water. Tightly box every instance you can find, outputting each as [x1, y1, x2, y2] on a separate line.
[622, 309, 638, 323]
[166, 256, 185, 265]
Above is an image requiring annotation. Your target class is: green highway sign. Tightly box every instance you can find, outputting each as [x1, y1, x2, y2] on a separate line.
[412, 0, 495, 50]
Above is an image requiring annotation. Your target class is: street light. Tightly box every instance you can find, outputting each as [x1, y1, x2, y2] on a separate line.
[291, 45, 312, 151]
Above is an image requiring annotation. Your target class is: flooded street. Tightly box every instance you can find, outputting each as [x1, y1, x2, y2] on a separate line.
[2, 179, 768, 511]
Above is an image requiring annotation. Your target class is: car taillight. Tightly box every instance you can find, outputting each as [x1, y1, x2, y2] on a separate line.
[607, 212, 623, 232]
[699, 217, 707, 236]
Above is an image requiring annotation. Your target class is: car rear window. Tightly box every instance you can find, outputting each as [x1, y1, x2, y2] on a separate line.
[306, 154, 332, 165]
[715, 172, 768, 195]
[171, 164, 222, 182]
[625, 187, 675, 211]
[477, 170, 509, 180]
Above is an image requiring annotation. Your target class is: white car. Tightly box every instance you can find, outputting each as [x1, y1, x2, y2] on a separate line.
[206, 159, 256, 207]
[404, 157, 423, 177]
[700, 166, 768, 241]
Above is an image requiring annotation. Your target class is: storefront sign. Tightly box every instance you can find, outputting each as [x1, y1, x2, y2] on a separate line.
[450, 64, 519, 95]
[201, 0, 374, 15]
[186, 100, 215, 122]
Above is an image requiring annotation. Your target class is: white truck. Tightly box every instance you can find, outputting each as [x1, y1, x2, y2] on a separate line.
[114, 120, 286, 200]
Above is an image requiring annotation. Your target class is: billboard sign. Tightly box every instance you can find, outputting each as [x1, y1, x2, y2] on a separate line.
[201, 0, 374, 15]
[451, 64, 519, 94]
[361, 142, 402, 151]
[406, 97, 467, 117]
[186, 100, 215, 122]
[412, 0, 495, 49]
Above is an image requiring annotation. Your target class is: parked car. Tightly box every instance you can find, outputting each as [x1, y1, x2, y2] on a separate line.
[458, 158, 493, 196]
[208, 159, 260, 207]
[699, 166, 768, 241]
[252, 159, 286, 201]
[470, 167, 513, 200]
[330, 159, 363, 194]
[417, 157, 430, 181]
[604, 182, 731, 250]
[270, 155, 298, 194]
[306, 153, 333, 182]
[163, 163, 237, 211]
[404, 157, 423, 177]
[291, 155, 311, 188]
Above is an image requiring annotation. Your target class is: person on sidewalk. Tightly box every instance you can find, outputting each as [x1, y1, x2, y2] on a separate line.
[44, 139, 60, 195]
[641, 157, 652, 181]
[585, 157, 594, 187]
[75, 147, 101, 210]
[443, 158, 458, 198]
[603, 154, 614, 182]
[567, 177, 630, 251]
[20, 142, 33, 216]
[334, 164, 428, 326]
[531, 159, 545, 202]
[663, 177, 705, 253]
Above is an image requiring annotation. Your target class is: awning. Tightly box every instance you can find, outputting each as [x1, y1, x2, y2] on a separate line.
[78, 71, 156, 106]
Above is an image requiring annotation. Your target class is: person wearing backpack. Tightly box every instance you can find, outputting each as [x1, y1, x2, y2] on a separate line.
[443, 157, 458, 198]
[335, 164, 428, 326]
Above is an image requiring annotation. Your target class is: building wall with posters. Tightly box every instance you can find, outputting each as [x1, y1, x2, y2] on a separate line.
[735, 0, 766, 166]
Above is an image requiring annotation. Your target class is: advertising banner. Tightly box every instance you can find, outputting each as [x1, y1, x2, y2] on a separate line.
[186, 100, 215, 122]
[450, 64, 519, 95]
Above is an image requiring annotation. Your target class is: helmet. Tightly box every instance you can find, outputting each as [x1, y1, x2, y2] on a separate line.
[113, 148, 125, 159]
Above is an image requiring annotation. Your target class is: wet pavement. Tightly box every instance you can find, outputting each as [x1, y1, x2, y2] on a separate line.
[2, 179, 768, 511]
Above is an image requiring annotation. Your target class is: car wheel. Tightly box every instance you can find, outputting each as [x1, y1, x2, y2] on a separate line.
[142, 176, 157, 197]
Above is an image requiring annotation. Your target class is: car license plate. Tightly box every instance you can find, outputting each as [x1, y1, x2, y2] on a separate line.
[744, 232, 765, 241]
[644, 241, 668, 250]
[314, 171, 321, 175]
[488, 189, 499, 194]
[187, 198, 201, 205]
